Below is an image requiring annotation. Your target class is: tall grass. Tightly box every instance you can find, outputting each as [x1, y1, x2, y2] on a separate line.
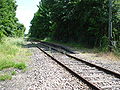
[0, 37, 27, 70]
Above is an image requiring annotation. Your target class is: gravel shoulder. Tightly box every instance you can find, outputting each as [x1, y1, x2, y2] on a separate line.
[0, 45, 90, 90]
[70, 49, 120, 74]
[40, 41, 120, 74]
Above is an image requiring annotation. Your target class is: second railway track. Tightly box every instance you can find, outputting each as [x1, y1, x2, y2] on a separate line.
[32, 41, 120, 90]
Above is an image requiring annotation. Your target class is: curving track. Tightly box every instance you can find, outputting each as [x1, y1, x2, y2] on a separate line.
[32, 41, 120, 90]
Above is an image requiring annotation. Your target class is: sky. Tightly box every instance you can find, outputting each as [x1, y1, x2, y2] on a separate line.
[15, 0, 41, 34]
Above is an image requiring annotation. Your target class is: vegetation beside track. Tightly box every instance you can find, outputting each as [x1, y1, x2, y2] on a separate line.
[42, 37, 120, 60]
[29, 0, 120, 51]
[0, 0, 26, 40]
[0, 37, 30, 81]
[29, 37, 119, 59]
[0, 0, 29, 81]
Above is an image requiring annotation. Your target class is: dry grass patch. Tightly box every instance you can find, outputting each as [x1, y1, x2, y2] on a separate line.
[96, 52, 120, 61]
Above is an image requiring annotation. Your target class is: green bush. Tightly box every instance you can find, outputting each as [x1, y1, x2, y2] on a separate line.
[114, 41, 120, 55]
[100, 36, 109, 52]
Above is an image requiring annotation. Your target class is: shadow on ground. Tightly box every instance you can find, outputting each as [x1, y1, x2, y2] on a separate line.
[23, 42, 75, 54]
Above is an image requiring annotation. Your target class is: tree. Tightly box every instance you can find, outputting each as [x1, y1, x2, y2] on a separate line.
[29, 1, 52, 39]
[0, 0, 25, 39]
[29, 0, 120, 48]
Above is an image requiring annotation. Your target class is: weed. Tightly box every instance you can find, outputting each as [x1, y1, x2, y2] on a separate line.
[0, 74, 12, 81]
[22, 68, 27, 73]
[11, 71, 16, 75]
[14, 62, 26, 70]
[0, 60, 15, 70]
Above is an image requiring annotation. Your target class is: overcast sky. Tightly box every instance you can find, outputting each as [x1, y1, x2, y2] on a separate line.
[16, 0, 40, 34]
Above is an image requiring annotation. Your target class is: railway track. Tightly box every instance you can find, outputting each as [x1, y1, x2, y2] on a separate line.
[32, 41, 120, 90]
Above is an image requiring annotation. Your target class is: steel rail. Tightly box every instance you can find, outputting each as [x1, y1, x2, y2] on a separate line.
[40, 41, 75, 54]
[32, 42, 100, 90]
[39, 41, 120, 79]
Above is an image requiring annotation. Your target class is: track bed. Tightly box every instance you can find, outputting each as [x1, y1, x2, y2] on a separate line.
[32, 41, 120, 90]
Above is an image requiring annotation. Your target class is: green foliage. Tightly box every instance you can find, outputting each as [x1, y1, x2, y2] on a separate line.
[0, 74, 12, 81]
[100, 36, 109, 52]
[0, 60, 15, 70]
[29, 2, 52, 39]
[14, 62, 26, 70]
[11, 71, 16, 75]
[14, 23, 26, 37]
[0, 0, 25, 39]
[114, 41, 120, 55]
[29, 0, 120, 49]
[0, 37, 27, 70]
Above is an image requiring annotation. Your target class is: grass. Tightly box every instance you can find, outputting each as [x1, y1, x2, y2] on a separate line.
[42, 37, 120, 60]
[0, 37, 30, 81]
[0, 37, 28, 70]
[0, 60, 15, 70]
[14, 62, 26, 70]
[0, 61, 26, 70]
[0, 74, 12, 81]
[11, 71, 16, 75]
[42, 37, 96, 52]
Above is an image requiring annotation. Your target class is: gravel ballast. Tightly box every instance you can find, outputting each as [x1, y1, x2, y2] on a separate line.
[40, 42, 120, 74]
[43, 48, 120, 89]
[71, 53, 120, 74]
[0, 46, 90, 90]
[38, 42, 120, 89]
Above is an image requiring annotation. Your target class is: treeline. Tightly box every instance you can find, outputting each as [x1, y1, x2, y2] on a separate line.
[0, 0, 25, 40]
[29, 0, 120, 48]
